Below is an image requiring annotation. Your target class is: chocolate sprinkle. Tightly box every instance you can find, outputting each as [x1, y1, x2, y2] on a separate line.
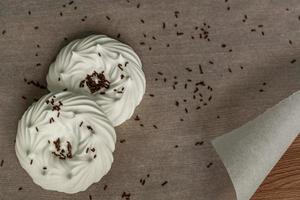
[199, 64, 203, 74]
[206, 162, 213, 168]
[0, 160, 3, 167]
[120, 139, 126, 143]
[161, 181, 168, 186]
[134, 115, 140, 121]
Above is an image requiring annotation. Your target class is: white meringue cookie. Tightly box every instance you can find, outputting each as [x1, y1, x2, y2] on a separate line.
[15, 92, 116, 194]
[47, 35, 146, 126]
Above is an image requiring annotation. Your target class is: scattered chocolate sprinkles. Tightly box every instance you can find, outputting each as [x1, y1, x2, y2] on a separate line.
[23, 79, 46, 90]
[195, 141, 204, 146]
[121, 191, 131, 199]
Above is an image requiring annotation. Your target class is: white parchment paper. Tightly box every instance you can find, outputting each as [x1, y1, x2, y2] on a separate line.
[213, 91, 300, 200]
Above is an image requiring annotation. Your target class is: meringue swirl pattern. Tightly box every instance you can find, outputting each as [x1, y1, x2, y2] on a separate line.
[15, 92, 116, 193]
[47, 35, 146, 126]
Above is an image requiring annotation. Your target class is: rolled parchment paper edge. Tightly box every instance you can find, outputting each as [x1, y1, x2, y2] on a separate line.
[212, 91, 300, 200]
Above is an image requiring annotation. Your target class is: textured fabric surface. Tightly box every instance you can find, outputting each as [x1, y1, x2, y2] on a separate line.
[0, 0, 299, 199]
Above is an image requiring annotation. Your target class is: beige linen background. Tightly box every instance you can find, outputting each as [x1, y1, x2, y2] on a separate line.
[0, 0, 299, 199]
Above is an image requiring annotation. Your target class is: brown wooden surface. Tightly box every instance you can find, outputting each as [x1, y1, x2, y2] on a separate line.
[251, 135, 300, 200]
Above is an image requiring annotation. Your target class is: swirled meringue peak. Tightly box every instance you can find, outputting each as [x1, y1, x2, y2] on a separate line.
[47, 35, 146, 126]
[15, 92, 116, 194]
